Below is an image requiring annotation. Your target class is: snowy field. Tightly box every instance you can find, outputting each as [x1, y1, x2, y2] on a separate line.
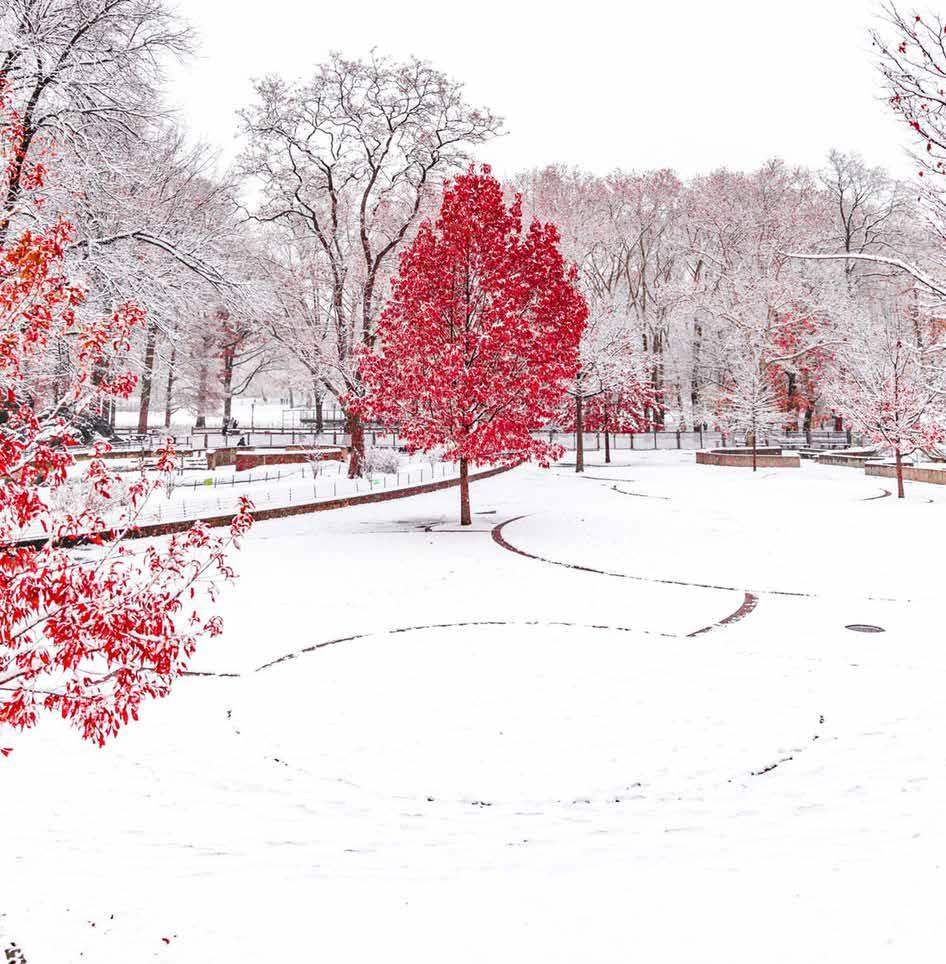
[16, 452, 459, 538]
[141, 453, 460, 524]
[3, 451, 946, 962]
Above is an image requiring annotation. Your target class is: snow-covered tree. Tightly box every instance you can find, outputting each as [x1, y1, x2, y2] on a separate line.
[238, 53, 502, 476]
[788, 5, 946, 307]
[686, 163, 839, 443]
[518, 167, 666, 469]
[711, 325, 787, 469]
[826, 303, 946, 497]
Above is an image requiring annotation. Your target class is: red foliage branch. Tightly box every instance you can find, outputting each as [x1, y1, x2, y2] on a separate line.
[0, 90, 252, 748]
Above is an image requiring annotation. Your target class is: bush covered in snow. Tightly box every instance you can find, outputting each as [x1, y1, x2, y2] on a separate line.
[363, 446, 401, 475]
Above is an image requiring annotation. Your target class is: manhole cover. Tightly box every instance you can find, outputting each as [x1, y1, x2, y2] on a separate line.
[845, 624, 885, 633]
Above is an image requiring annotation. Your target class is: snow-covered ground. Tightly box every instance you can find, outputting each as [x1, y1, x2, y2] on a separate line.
[141, 453, 458, 524]
[4, 451, 946, 962]
[16, 452, 459, 537]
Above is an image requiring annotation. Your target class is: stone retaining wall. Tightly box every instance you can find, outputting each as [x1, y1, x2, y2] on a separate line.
[714, 447, 783, 456]
[206, 445, 345, 470]
[865, 463, 946, 485]
[819, 453, 875, 468]
[233, 449, 345, 472]
[696, 451, 800, 468]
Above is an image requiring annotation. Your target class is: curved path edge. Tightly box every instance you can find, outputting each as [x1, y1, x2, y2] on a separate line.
[687, 592, 759, 637]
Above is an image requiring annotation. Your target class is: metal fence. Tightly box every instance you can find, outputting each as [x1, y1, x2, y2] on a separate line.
[543, 429, 857, 452]
[106, 427, 858, 455]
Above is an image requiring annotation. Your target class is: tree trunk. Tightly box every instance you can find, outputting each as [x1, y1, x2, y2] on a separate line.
[195, 347, 210, 430]
[895, 448, 905, 499]
[459, 457, 471, 526]
[752, 431, 757, 472]
[221, 347, 235, 423]
[347, 410, 365, 478]
[164, 344, 176, 429]
[137, 323, 158, 435]
[603, 401, 611, 464]
[575, 393, 584, 473]
[315, 392, 324, 433]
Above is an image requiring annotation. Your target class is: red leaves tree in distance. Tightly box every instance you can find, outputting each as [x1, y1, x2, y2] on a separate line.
[357, 167, 587, 524]
[0, 89, 252, 749]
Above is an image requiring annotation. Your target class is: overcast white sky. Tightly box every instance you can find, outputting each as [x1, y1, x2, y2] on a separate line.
[166, 0, 916, 180]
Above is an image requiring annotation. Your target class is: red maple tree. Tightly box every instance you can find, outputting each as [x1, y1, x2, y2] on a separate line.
[0, 90, 251, 749]
[357, 167, 586, 524]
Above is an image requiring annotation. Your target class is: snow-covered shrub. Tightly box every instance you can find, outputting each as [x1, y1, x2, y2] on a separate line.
[363, 446, 401, 475]
[48, 474, 135, 519]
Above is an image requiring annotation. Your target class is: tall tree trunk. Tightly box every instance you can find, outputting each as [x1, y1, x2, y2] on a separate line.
[752, 430, 757, 472]
[221, 347, 235, 423]
[459, 457, 471, 525]
[194, 356, 209, 430]
[314, 392, 324, 433]
[137, 323, 158, 435]
[575, 393, 584, 473]
[164, 344, 176, 429]
[895, 448, 905, 499]
[604, 402, 611, 465]
[347, 410, 365, 478]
